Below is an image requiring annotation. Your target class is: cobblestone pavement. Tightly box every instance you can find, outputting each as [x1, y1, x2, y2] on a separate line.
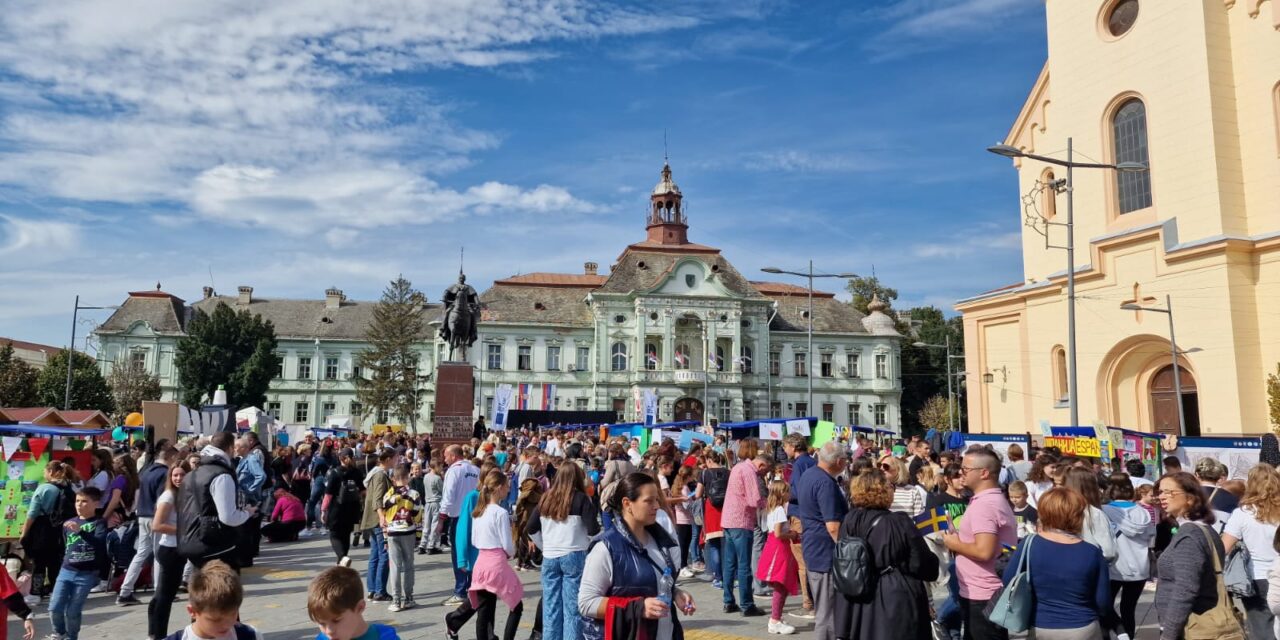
[63, 533, 1164, 640]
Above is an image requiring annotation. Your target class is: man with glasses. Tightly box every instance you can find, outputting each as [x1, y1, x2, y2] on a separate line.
[942, 446, 1016, 640]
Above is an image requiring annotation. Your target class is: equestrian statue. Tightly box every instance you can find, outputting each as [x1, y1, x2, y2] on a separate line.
[440, 272, 480, 361]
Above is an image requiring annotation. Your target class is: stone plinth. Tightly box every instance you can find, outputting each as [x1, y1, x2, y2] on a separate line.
[433, 361, 475, 441]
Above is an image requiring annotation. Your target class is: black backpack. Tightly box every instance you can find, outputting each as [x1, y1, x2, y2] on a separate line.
[704, 468, 729, 509]
[833, 515, 884, 598]
[49, 483, 78, 528]
[332, 469, 362, 507]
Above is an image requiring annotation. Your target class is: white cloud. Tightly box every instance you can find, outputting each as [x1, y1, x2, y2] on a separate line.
[862, 0, 1040, 59]
[0, 215, 80, 256]
[740, 150, 884, 173]
[912, 231, 1021, 259]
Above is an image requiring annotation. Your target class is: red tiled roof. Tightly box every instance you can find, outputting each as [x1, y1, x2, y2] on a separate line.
[749, 281, 837, 299]
[60, 410, 111, 427]
[0, 337, 62, 353]
[0, 407, 71, 426]
[493, 273, 608, 288]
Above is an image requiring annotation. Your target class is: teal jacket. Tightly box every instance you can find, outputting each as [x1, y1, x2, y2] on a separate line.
[454, 489, 480, 571]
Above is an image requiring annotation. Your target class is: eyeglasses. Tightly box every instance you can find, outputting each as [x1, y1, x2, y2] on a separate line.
[1155, 490, 1186, 499]
[959, 466, 982, 474]
[880, 464, 894, 471]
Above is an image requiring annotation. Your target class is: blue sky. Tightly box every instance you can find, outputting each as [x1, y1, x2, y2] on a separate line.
[0, 0, 1047, 350]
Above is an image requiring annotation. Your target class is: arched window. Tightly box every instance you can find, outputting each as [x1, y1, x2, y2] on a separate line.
[1112, 99, 1153, 213]
[1052, 345, 1069, 403]
[645, 342, 658, 370]
[611, 342, 627, 371]
[1040, 169, 1057, 220]
[715, 345, 725, 371]
[740, 345, 754, 373]
[674, 343, 691, 370]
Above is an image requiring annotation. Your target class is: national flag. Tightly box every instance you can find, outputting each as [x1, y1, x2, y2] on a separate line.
[541, 384, 557, 410]
[913, 506, 951, 536]
[674, 351, 688, 365]
[517, 383, 531, 410]
[1001, 542, 1018, 554]
[647, 352, 659, 366]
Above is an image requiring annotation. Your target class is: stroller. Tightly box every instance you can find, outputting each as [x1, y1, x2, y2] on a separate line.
[106, 518, 153, 593]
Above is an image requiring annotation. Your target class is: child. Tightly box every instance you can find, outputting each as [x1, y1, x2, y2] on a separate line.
[165, 560, 261, 640]
[1008, 481, 1038, 538]
[418, 460, 443, 555]
[755, 480, 798, 635]
[444, 470, 523, 640]
[307, 566, 399, 640]
[1134, 484, 1160, 522]
[48, 487, 108, 640]
[381, 466, 422, 612]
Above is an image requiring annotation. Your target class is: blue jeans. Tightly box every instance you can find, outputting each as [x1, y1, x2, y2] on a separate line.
[542, 551, 586, 640]
[366, 528, 389, 595]
[722, 528, 754, 607]
[308, 477, 326, 526]
[688, 524, 703, 564]
[448, 517, 470, 597]
[50, 567, 97, 640]
[706, 537, 723, 583]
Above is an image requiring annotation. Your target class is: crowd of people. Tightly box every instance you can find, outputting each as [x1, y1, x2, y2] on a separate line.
[9, 424, 1280, 640]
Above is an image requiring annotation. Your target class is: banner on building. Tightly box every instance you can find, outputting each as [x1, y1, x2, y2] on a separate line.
[643, 389, 658, 426]
[493, 384, 514, 431]
[516, 383, 531, 410]
[542, 384, 557, 411]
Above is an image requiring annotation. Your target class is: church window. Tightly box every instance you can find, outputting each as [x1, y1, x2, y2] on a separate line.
[1106, 0, 1139, 37]
[645, 343, 658, 370]
[518, 345, 532, 371]
[1112, 99, 1153, 213]
[675, 343, 691, 370]
[740, 346, 753, 373]
[611, 342, 628, 371]
[1052, 346, 1069, 403]
[487, 344, 502, 370]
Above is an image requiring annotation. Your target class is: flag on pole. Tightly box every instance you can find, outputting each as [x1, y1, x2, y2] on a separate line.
[913, 506, 951, 536]
[674, 351, 687, 366]
[646, 352, 659, 367]
[493, 384, 513, 431]
[542, 384, 557, 410]
[517, 383, 531, 410]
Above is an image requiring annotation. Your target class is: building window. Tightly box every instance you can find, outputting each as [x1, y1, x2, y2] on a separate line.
[675, 343, 691, 370]
[848, 403, 861, 424]
[1040, 169, 1058, 220]
[645, 343, 659, 370]
[351, 365, 362, 380]
[821, 403, 834, 422]
[875, 353, 888, 378]
[266, 402, 281, 420]
[769, 351, 780, 376]
[794, 352, 808, 377]
[487, 344, 502, 370]
[612, 398, 626, 422]
[324, 357, 339, 380]
[611, 342, 628, 371]
[518, 345, 532, 371]
[820, 353, 833, 378]
[740, 346, 753, 373]
[273, 356, 284, 379]
[321, 402, 336, 422]
[294, 402, 309, 424]
[715, 345, 725, 372]
[297, 356, 312, 380]
[770, 401, 781, 417]
[427, 402, 434, 421]
[575, 397, 589, 411]
[1053, 345, 1069, 403]
[719, 399, 732, 423]
[546, 346, 561, 371]
[847, 352, 860, 377]
[350, 401, 362, 418]
[795, 402, 808, 417]
[129, 349, 147, 372]
[378, 407, 391, 424]
[874, 404, 887, 427]
[1106, 0, 1139, 37]
[576, 346, 590, 371]
[1113, 98, 1153, 213]
[743, 400, 754, 420]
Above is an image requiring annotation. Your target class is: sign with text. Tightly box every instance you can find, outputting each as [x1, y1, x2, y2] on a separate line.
[1044, 436, 1102, 458]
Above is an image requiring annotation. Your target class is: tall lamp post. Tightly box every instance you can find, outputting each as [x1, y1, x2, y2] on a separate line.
[64, 296, 119, 410]
[987, 139, 1147, 428]
[761, 263, 857, 416]
[913, 336, 966, 431]
[1120, 295, 1190, 437]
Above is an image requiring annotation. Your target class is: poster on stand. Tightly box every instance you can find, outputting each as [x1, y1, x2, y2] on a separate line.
[1175, 437, 1260, 480]
[962, 434, 1031, 465]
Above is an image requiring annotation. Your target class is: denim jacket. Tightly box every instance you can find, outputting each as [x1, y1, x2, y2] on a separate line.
[236, 448, 267, 506]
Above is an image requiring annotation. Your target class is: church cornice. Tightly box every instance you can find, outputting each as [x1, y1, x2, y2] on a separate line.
[1003, 62, 1050, 169]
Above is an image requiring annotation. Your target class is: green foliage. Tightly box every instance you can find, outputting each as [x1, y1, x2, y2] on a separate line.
[1268, 363, 1280, 435]
[355, 276, 429, 433]
[846, 276, 899, 315]
[175, 302, 281, 409]
[107, 360, 163, 418]
[898, 305, 965, 437]
[36, 349, 115, 413]
[0, 343, 40, 407]
[918, 394, 958, 432]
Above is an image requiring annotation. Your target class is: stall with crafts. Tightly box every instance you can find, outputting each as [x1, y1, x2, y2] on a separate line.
[0, 409, 107, 540]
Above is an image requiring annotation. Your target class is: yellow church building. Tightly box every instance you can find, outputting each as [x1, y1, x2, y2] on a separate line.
[957, 0, 1280, 437]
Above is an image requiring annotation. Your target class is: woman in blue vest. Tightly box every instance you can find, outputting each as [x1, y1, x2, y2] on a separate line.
[578, 472, 697, 640]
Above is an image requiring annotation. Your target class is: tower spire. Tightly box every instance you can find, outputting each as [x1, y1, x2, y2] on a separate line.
[646, 160, 688, 245]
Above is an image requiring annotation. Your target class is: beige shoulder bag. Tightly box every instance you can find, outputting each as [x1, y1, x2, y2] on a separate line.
[1183, 523, 1244, 640]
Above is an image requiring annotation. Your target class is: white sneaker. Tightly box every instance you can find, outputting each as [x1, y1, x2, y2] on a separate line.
[338, 556, 352, 567]
[678, 567, 696, 580]
[768, 620, 797, 635]
[388, 601, 404, 612]
[42, 634, 66, 640]
[23, 595, 39, 607]
[299, 528, 312, 538]
[88, 580, 109, 594]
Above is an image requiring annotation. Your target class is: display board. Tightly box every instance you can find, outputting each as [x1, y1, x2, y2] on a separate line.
[0, 448, 90, 539]
[1174, 437, 1261, 480]
[143, 401, 180, 443]
[962, 434, 1031, 464]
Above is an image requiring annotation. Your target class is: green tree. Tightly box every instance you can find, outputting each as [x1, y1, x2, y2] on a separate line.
[175, 302, 281, 408]
[898, 305, 965, 437]
[918, 394, 958, 432]
[355, 276, 428, 433]
[846, 276, 900, 315]
[0, 343, 40, 407]
[37, 349, 115, 413]
[107, 359, 163, 418]
[1268, 363, 1280, 435]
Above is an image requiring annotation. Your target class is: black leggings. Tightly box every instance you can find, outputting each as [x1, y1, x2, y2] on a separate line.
[1105, 579, 1145, 638]
[329, 528, 352, 561]
[148, 545, 184, 638]
[31, 544, 63, 596]
[447, 591, 523, 640]
[675, 524, 693, 569]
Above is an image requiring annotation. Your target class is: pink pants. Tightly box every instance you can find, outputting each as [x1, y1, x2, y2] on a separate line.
[768, 581, 788, 620]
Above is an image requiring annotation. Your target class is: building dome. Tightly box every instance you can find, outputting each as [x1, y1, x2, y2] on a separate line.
[652, 162, 681, 196]
[861, 294, 899, 336]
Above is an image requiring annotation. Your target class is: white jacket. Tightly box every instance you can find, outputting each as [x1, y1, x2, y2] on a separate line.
[1081, 504, 1119, 564]
[1268, 561, 1280, 615]
[1102, 501, 1155, 581]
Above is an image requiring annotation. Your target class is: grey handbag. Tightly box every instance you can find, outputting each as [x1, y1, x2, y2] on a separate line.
[985, 535, 1036, 633]
[1223, 542, 1256, 598]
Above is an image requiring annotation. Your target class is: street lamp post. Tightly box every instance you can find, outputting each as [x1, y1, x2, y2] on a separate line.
[913, 336, 966, 431]
[988, 139, 1147, 428]
[1121, 295, 1188, 436]
[64, 296, 119, 410]
[761, 263, 857, 416]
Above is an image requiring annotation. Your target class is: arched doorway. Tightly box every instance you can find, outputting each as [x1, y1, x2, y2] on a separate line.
[673, 397, 703, 422]
[1150, 365, 1200, 436]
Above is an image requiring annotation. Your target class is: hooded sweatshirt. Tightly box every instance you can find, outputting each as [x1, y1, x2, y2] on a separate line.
[1102, 500, 1155, 581]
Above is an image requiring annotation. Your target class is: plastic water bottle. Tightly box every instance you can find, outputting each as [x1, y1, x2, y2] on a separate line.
[658, 567, 674, 609]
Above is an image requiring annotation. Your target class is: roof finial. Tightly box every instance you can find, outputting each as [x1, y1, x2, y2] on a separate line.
[156, 281, 161, 291]
[663, 128, 668, 164]
[459, 246, 464, 276]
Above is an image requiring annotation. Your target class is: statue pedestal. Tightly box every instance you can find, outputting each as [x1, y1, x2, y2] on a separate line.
[433, 362, 475, 442]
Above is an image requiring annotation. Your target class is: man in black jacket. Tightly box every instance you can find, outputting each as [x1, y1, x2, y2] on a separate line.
[117, 440, 176, 605]
[177, 431, 256, 572]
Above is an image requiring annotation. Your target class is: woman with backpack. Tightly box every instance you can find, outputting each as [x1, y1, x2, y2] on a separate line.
[696, 449, 730, 590]
[21, 461, 78, 599]
[307, 443, 336, 533]
[99, 453, 139, 591]
[1222, 463, 1280, 640]
[835, 469, 939, 640]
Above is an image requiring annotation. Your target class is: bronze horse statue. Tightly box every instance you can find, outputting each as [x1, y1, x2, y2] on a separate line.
[440, 273, 479, 361]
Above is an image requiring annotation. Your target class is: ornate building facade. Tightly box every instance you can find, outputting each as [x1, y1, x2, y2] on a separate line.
[96, 163, 903, 431]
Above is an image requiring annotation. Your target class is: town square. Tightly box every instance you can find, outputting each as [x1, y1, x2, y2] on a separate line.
[0, 1, 1279, 640]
